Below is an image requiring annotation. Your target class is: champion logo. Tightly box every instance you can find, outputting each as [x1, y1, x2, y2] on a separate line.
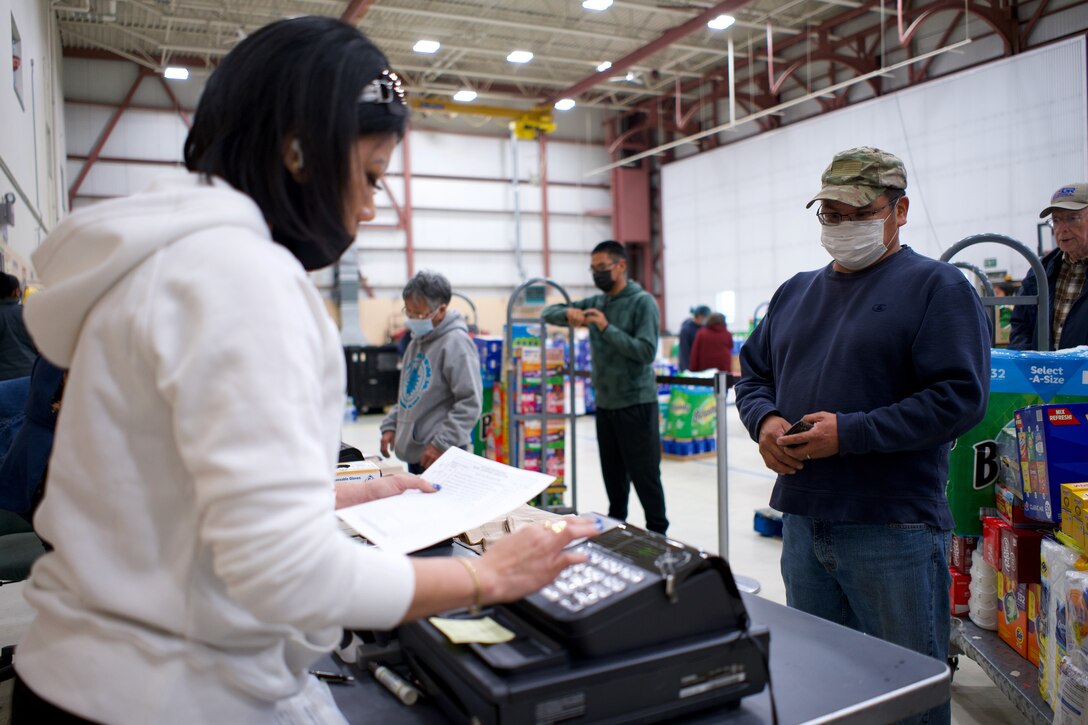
[872, 304, 888, 312]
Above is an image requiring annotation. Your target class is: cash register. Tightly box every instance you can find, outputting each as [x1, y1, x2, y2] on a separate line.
[398, 521, 769, 724]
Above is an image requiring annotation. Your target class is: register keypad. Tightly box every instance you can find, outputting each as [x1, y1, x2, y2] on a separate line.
[537, 542, 647, 614]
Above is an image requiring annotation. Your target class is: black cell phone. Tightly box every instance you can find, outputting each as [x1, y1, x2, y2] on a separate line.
[783, 420, 813, 446]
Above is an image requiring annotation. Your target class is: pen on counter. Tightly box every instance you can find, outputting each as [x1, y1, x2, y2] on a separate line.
[309, 670, 354, 685]
[369, 661, 422, 706]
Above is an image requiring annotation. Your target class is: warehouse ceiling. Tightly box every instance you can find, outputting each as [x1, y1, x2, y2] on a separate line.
[53, 0, 1033, 112]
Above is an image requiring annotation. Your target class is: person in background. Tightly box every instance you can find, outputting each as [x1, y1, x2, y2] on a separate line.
[735, 147, 990, 725]
[380, 270, 482, 473]
[13, 18, 597, 724]
[0, 274, 37, 382]
[1010, 183, 1088, 350]
[689, 312, 733, 373]
[542, 240, 668, 535]
[678, 304, 710, 371]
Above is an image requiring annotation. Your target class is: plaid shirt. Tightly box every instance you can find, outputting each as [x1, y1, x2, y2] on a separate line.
[1053, 252, 1088, 346]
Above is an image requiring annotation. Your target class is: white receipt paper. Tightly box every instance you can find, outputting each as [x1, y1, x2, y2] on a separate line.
[335, 447, 555, 554]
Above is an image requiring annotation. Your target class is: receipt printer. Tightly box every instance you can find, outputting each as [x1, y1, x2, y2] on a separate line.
[399, 522, 769, 724]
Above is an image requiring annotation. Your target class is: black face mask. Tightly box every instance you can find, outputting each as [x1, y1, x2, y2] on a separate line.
[274, 226, 354, 271]
[593, 270, 616, 293]
[271, 179, 355, 271]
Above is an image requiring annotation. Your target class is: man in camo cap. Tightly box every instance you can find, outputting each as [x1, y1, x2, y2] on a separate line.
[736, 146, 990, 725]
[1010, 183, 1088, 350]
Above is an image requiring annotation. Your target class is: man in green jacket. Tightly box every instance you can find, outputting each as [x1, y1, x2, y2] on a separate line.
[543, 240, 668, 534]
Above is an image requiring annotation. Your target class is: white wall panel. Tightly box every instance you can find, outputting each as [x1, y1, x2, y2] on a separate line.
[662, 37, 1088, 334]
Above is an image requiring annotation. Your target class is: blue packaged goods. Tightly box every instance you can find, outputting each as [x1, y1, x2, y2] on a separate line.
[947, 348, 1088, 536]
[1021, 402, 1088, 524]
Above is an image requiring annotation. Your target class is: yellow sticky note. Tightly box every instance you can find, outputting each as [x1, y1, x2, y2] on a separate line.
[428, 616, 516, 644]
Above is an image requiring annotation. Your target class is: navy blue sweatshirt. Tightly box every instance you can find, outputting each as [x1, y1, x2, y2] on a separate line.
[736, 247, 991, 528]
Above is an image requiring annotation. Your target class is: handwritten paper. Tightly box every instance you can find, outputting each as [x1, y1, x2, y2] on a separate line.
[335, 447, 555, 553]
[428, 616, 516, 644]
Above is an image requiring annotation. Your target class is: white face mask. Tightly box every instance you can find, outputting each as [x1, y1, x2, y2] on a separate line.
[820, 214, 896, 271]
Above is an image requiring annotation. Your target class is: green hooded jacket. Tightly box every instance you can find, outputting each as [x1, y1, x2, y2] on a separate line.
[542, 281, 660, 410]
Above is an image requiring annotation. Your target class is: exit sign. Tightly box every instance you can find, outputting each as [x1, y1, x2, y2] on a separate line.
[984, 258, 998, 269]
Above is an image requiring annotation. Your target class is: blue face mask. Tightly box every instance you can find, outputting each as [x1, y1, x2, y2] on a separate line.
[405, 318, 434, 337]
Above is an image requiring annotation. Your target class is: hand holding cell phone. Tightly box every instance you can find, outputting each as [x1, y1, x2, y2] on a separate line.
[782, 419, 812, 447]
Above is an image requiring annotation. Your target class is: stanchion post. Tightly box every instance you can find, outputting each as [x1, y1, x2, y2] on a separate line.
[715, 371, 729, 560]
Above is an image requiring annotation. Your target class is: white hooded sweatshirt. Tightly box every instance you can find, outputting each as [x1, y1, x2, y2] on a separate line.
[16, 174, 414, 723]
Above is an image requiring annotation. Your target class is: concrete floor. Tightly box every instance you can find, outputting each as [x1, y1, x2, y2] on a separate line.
[0, 400, 1024, 723]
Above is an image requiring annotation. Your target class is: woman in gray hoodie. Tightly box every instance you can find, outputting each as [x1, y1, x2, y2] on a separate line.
[381, 271, 482, 472]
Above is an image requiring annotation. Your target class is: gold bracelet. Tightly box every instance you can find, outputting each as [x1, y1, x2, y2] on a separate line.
[455, 557, 482, 615]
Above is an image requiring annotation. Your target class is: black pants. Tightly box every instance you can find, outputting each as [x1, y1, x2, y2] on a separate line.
[595, 403, 668, 534]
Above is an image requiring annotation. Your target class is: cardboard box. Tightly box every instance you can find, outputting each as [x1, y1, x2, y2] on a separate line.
[335, 459, 382, 483]
[983, 516, 1012, 568]
[950, 567, 971, 616]
[996, 418, 1023, 498]
[1023, 403, 1088, 523]
[949, 534, 979, 575]
[995, 482, 1035, 526]
[1028, 583, 1041, 667]
[947, 349, 1088, 536]
[1000, 527, 1044, 584]
[998, 571, 1029, 658]
[1061, 483, 1088, 549]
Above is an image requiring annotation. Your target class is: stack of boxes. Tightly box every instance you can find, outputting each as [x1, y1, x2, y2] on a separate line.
[473, 336, 503, 458]
[946, 354, 1088, 710]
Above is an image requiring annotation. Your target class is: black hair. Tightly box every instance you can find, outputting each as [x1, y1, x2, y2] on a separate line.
[592, 240, 627, 263]
[0, 273, 20, 300]
[183, 16, 409, 269]
[403, 270, 452, 308]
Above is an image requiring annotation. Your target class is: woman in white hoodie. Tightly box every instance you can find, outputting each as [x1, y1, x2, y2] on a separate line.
[15, 17, 595, 724]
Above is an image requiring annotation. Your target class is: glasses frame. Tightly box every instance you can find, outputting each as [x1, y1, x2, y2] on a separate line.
[401, 304, 442, 321]
[1046, 211, 1087, 229]
[589, 262, 620, 274]
[816, 200, 897, 227]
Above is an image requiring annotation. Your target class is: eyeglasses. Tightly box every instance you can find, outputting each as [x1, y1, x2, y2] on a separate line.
[402, 305, 440, 321]
[359, 69, 407, 106]
[816, 201, 896, 226]
[1047, 211, 1086, 229]
[589, 263, 618, 274]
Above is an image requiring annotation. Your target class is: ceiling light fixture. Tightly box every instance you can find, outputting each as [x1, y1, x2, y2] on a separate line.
[163, 66, 189, 80]
[453, 89, 478, 102]
[582, 0, 613, 10]
[554, 98, 576, 111]
[413, 39, 441, 54]
[507, 50, 534, 64]
[596, 61, 612, 72]
[707, 14, 735, 30]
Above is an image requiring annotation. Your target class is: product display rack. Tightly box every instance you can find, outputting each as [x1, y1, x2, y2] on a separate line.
[950, 618, 1051, 724]
[943, 234, 1053, 722]
[504, 278, 578, 514]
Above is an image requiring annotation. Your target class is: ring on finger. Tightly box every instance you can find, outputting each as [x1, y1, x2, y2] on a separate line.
[542, 519, 567, 535]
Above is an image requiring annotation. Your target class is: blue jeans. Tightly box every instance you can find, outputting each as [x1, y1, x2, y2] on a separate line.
[781, 514, 952, 725]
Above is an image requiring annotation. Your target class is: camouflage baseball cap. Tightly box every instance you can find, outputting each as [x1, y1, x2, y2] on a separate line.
[806, 147, 907, 209]
[1039, 183, 1088, 218]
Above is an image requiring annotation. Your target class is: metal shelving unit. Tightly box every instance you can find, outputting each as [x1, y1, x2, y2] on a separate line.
[504, 278, 579, 514]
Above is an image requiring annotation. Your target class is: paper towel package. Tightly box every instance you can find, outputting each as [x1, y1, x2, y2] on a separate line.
[947, 348, 1088, 537]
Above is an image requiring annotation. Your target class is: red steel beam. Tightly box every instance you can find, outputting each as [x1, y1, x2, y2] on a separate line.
[545, 0, 756, 104]
[402, 127, 415, 279]
[69, 70, 147, 207]
[157, 74, 192, 129]
[341, 0, 377, 24]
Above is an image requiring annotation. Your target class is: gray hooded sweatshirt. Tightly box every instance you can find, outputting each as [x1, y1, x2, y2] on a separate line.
[380, 309, 482, 463]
